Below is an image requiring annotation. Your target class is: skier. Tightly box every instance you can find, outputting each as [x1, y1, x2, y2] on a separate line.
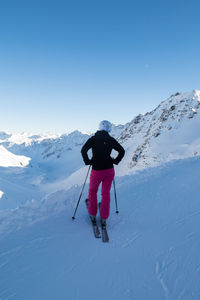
[81, 120, 125, 232]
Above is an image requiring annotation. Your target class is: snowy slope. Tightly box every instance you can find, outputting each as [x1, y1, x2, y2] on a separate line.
[0, 145, 30, 167]
[117, 90, 200, 175]
[0, 131, 91, 210]
[0, 157, 200, 300]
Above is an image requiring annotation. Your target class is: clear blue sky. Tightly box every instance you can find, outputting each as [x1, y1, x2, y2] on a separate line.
[0, 0, 200, 133]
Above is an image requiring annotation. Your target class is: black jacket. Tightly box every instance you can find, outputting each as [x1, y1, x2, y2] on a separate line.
[81, 130, 125, 170]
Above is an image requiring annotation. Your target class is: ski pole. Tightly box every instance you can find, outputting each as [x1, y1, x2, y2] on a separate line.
[113, 177, 119, 214]
[72, 165, 91, 220]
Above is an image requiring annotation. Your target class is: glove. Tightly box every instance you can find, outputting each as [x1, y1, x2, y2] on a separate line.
[85, 159, 93, 165]
[112, 158, 119, 165]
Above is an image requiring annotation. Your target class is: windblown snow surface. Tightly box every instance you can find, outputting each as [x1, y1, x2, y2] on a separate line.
[1, 90, 200, 299]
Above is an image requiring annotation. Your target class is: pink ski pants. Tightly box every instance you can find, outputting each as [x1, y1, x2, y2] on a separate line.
[88, 168, 115, 219]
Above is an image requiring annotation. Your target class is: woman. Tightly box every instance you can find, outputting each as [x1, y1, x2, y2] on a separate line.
[81, 120, 125, 227]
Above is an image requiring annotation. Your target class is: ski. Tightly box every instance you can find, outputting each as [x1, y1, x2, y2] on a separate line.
[99, 202, 109, 242]
[91, 217, 101, 238]
[85, 199, 101, 239]
[101, 220, 109, 243]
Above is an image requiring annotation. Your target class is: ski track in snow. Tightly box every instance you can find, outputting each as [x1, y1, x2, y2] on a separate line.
[156, 260, 170, 300]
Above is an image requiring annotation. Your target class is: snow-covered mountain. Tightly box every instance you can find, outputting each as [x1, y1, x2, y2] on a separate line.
[1, 90, 200, 175]
[0, 131, 90, 210]
[0, 125, 126, 169]
[0, 90, 200, 210]
[116, 89, 200, 175]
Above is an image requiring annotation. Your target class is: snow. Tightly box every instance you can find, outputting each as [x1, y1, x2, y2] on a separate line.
[0, 157, 200, 299]
[117, 89, 200, 175]
[1, 90, 200, 299]
[0, 145, 30, 167]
